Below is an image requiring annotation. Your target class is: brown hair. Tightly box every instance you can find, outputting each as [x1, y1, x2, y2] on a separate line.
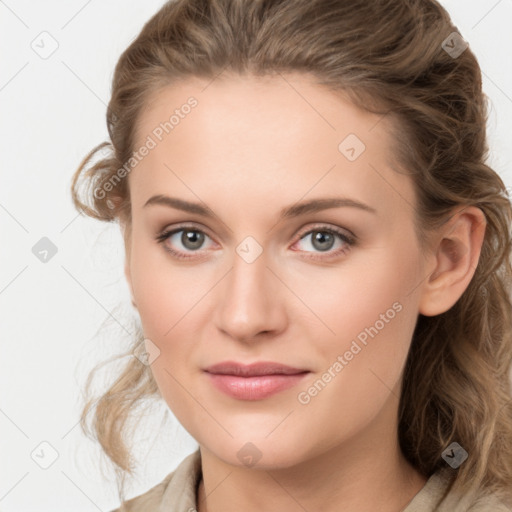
[71, 0, 512, 505]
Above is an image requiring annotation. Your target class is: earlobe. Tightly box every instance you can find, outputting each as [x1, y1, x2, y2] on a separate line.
[418, 206, 486, 317]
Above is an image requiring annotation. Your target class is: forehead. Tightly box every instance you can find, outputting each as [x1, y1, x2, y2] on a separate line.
[134, 72, 392, 154]
[129, 73, 414, 223]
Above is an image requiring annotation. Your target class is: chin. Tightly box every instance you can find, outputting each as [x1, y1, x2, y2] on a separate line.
[203, 435, 310, 470]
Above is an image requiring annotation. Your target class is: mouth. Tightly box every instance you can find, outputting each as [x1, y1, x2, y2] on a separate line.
[203, 361, 310, 400]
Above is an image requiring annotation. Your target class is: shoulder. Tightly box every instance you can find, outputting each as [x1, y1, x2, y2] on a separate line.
[439, 470, 512, 512]
[109, 449, 202, 512]
[404, 467, 512, 512]
[109, 474, 171, 512]
[466, 493, 512, 512]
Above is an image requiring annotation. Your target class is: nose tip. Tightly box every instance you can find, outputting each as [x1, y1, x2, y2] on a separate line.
[213, 254, 286, 344]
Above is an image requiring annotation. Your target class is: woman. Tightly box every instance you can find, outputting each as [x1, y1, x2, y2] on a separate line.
[71, 0, 512, 510]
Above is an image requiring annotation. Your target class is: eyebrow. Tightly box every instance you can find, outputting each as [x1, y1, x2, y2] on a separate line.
[143, 194, 377, 218]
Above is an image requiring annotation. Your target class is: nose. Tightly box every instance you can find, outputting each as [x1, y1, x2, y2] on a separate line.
[213, 246, 287, 344]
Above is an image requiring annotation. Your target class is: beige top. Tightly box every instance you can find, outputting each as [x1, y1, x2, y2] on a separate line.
[111, 449, 511, 512]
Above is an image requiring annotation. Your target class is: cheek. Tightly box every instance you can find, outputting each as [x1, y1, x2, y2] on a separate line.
[129, 231, 202, 339]
[131, 261, 175, 340]
[289, 248, 421, 440]
[128, 239, 204, 420]
[293, 242, 422, 373]
[128, 236, 215, 411]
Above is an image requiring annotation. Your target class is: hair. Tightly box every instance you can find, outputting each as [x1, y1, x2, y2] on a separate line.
[71, 0, 512, 506]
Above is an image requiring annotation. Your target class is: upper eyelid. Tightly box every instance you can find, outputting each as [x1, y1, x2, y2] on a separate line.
[161, 223, 217, 243]
[296, 223, 355, 240]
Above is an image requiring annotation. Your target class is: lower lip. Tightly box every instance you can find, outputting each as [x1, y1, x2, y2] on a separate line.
[205, 372, 309, 400]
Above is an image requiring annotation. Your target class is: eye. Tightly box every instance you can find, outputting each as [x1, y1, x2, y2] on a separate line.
[292, 225, 355, 259]
[156, 223, 356, 261]
[156, 225, 215, 260]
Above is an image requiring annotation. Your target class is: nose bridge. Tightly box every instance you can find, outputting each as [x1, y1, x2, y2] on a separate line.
[214, 241, 283, 341]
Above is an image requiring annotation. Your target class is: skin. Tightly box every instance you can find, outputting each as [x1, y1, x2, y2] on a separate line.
[123, 72, 486, 512]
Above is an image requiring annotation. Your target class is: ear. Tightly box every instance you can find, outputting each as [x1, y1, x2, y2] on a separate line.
[418, 206, 486, 317]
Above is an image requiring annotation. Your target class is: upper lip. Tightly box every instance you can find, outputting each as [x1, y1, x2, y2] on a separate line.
[204, 361, 309, 377]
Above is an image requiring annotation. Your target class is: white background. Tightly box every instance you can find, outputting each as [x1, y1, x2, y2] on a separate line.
[1, 1, 511, 510]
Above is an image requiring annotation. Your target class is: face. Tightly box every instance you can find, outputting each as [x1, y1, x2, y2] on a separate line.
[125, 73, 428, 469]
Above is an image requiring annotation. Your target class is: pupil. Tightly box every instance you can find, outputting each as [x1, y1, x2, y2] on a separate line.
[183, 230, 204, 250]
[313, 231, 334, 251]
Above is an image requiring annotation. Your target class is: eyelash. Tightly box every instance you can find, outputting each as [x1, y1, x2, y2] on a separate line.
[155, 223, 356, 261]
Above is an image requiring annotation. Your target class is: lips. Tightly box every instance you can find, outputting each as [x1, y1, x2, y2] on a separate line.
[204, 361, 308, 376]
[203, 361, 310, 400]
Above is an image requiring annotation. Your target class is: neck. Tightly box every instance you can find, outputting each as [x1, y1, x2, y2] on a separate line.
[196, 399, 427, 512]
